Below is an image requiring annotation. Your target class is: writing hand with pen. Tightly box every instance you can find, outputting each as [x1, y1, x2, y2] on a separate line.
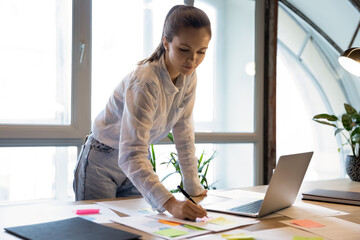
[163, 185, 207, 221]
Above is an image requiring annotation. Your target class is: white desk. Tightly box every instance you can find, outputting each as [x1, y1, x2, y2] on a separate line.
[1, 179, 359, 239]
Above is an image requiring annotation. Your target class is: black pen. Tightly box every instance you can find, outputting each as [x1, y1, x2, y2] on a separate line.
[177, 185, 197, 205]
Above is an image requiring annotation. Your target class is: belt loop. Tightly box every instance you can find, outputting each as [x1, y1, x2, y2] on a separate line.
[83, 132, 91, 144]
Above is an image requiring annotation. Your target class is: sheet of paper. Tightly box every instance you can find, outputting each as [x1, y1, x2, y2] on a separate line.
[148, 211, 258, 232]
[208, 189, 265, 200]
[2, 203, 122, 228]
[54, 204, 123, 224]
[96, 198, 157, 216]
[281, 216, 360, 240]
[190, 227, 327, 240]
[276, 201, 348, 218]
[113, 216, 211, 240]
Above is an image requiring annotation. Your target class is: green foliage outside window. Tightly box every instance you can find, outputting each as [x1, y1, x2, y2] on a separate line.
[150, 133, 217, 193]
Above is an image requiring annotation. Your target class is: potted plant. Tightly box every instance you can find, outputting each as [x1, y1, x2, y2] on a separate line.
[313, 103, 360, 181]
[150, 133, 217, 192]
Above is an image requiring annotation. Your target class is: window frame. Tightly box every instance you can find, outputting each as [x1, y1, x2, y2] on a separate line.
[0, 0, 91, 148]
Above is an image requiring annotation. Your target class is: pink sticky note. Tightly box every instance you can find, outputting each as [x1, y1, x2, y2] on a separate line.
[291, 219, 325, 228]
[74, 209, 100, 215]
[196, 216, 212, 222]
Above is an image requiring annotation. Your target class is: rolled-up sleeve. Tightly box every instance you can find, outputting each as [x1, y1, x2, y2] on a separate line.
[118, 81, 173, 212]
[172, 73, 204, 197]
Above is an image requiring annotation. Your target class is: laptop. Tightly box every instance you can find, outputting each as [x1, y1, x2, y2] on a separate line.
[204, 152, 313, 218]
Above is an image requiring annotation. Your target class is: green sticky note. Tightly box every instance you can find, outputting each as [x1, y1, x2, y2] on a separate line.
[183, 224, 205, 231]
[154, 228, 188, 237]
[221, 233, 255, 240]
[292, 236, 324, 240]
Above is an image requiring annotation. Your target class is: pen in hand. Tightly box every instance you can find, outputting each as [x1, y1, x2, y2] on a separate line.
[177, 185, 197, 205]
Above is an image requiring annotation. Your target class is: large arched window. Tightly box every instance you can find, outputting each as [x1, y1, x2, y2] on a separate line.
[277, 1, 360, 181]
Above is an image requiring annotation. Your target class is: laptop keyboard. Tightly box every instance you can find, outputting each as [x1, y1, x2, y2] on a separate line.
[229, 199, 264, 214]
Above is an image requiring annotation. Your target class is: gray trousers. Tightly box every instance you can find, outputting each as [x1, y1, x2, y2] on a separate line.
[73, 134, 141, 200]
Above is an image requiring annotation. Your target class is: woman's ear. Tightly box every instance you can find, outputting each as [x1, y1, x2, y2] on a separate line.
[162, 36, 169, 51]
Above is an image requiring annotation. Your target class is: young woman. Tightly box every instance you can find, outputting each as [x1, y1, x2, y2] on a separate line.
[74, 5, 211, 220]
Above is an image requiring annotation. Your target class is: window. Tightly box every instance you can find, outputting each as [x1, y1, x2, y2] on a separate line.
[1, 0, 267, 204]
[0, 0, 90, 204]
[277, 2, 360, 181]
[153, 143, 254, 191]
[0, 147, 77, 203]
[0, 1, 72, 125]
[92, 0, 261, 190]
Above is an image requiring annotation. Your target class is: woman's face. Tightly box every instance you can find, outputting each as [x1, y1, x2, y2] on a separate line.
[163, 27, 211, 82]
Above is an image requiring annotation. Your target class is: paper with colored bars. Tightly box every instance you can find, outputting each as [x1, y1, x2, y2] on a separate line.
[148, 211, 258, 232]
[113, 216, 211, 239]
[113, 212, 258, 239]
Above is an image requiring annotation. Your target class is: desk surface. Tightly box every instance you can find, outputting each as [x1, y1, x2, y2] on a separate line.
[1, 178, 359, 239]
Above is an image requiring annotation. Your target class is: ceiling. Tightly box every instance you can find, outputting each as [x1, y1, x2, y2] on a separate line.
[280, 0, 360, 52]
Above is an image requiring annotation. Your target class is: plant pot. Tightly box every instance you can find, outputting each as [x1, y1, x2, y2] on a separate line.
[345, 155, 360, 182]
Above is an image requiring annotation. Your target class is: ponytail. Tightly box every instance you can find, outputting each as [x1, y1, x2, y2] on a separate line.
[138, 5, 211, 65]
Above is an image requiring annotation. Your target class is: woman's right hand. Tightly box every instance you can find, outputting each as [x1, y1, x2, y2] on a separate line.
[163, 197, 207, 221]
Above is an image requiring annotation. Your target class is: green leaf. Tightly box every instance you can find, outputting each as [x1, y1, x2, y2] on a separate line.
[334, 128, 344, 136]
[170, 152, 178, 159]
[313, 119, 337, 128]
[198, 159, 211, 172]
[203, 164, 209, 179]
[167, 132, 174, 143]
[344, 103, 357, 114]
[200, 174, 209, 186]
[342, 114, 353, 131]
[313, 114, 338, 121]
[353, 113, 360, 124]
[150, 144, 156, 172]
[161, 157, 175, 167]
[198, 151, 204, 166]
[161, 171, 178, 182]
[198, 152, 216, 172]
[351, 127, 360, 142]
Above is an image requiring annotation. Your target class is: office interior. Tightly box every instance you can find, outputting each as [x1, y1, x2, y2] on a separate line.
[0, 0, 359, 205]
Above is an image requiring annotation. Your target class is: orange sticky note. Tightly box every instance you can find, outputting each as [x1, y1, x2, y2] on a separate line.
[291, 219, 325, 228]
[158, 219, 182, 226]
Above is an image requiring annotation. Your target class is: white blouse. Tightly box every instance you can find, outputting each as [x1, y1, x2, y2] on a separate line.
[92, 55, 204, 211]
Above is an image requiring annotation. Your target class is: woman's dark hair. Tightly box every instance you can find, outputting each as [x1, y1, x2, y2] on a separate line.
[138, 5, 211, 65]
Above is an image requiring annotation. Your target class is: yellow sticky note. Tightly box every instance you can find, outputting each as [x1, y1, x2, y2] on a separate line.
[292, 236, 324, 240]
[154, 228, 188, 237]
[138, 208, 154, 214]
[207, 217, 234, 225]
[222, 233, 255, 240]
